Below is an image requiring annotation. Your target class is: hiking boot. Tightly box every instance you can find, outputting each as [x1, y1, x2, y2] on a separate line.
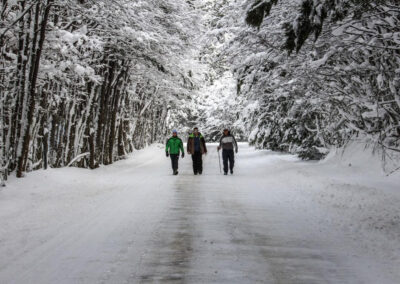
[194, 172, 198, 175]
[198, 171, 202, 175]
[230, 170, 233, 174]
[174, 170, 178, 175]
[224, 172, 228, 175]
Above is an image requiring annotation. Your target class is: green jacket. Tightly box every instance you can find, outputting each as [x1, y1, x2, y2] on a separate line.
[166, 136, 184, 155]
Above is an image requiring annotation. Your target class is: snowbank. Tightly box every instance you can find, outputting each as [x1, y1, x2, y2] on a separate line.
[322, 140, 400, 178]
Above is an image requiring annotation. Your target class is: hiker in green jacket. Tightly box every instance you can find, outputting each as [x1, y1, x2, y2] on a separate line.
[165, 129, 184, 175]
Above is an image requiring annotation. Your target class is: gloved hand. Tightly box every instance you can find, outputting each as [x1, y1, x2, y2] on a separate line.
[181, 153, 185, 158]
[235, 148, 238, 154]
[166, 152, 169, 157]
[217, 146, 221, 151]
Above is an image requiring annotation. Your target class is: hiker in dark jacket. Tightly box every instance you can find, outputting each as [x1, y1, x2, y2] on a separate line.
[166, 130, 184, 175]
[217, 128, 238, 175]
[187, 127, 207, 175]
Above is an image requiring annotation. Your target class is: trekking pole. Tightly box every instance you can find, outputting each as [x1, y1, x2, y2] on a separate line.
[218, 148, 222, 173]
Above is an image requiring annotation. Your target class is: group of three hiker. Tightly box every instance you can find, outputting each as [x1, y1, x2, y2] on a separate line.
[165, 127, 238, 176]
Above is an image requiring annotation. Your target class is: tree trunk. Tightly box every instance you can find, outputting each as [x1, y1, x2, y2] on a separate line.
[17, 0, 53, 177]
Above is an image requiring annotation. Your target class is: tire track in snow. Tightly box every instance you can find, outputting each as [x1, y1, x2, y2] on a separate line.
[135, 145, 358, 283]
[136, 177, 199, 282]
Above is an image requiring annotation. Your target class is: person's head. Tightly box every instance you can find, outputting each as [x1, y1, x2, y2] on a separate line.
[193, 127, 199, 135]
[223, 128, 229, 136]
[172, 129, 178, 137]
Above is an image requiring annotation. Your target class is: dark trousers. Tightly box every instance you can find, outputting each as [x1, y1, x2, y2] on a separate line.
[170, 154, 179, 172]
[222, 149, 234, 173]
[191, 151, 203, 173]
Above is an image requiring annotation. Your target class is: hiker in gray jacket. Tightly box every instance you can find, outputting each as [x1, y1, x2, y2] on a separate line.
[217, 129, 238, 175]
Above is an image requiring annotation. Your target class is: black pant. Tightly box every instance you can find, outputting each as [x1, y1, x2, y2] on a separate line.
[170, 154, 179, 172]
[222, 149, 234, 173]
[191, 151, 202, 173]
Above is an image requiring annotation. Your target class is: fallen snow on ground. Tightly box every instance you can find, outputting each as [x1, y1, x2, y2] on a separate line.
[0, 143, 399, 283]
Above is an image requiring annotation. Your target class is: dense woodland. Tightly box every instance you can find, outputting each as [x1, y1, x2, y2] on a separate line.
[0, 0, 201, 180]
[200, 0, 400, 163]
[1, 0, 399, 180]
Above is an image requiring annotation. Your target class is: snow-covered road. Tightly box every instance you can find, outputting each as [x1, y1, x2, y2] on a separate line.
[1, 144, 399, 283]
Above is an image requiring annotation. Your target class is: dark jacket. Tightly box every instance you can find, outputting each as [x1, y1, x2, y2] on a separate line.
[219, 132, 238, 151]
[187, 133, 207, 155]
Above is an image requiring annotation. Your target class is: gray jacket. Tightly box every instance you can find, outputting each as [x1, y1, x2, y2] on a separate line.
[219, 133, 238, 151]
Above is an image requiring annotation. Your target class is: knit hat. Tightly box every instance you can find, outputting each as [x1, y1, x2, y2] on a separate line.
[172, 129, 178, 134]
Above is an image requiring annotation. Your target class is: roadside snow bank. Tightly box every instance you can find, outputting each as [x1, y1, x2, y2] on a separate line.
[322, 141, 400, 177]
[284, 141, 400, 279]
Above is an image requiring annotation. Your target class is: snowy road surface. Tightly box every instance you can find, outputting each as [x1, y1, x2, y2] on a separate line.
[1, 143, 399, 283]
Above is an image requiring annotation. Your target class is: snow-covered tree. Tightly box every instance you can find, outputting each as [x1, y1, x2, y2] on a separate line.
[201, 0, 400, 163]
[0, 0, 202, 178]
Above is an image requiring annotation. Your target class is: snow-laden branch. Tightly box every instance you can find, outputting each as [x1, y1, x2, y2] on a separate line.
[67, 153, 90, 167]
[0, 1, 38, 40]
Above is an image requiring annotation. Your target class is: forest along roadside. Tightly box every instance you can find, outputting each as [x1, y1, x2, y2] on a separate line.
[0, 144, 399, 283]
